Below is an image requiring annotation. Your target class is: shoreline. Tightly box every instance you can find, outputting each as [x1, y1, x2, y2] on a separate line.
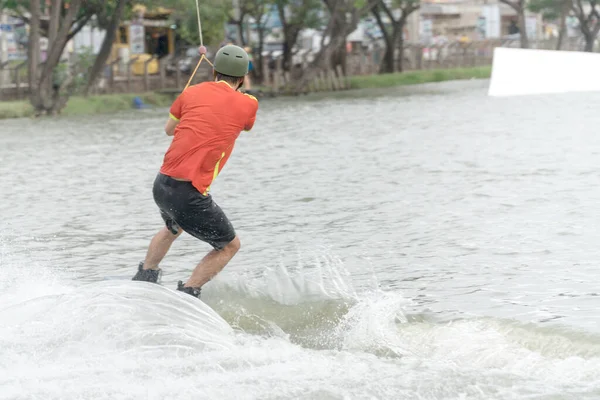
[0, 66, 491, 120]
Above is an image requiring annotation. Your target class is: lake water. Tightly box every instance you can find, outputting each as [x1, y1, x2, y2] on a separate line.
[1, 79, 600, 399]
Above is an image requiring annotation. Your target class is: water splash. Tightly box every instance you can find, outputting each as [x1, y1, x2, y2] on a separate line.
[210, 248, 360, 304]
[2, 239, 600, 399]
[332, 290, 413, 357]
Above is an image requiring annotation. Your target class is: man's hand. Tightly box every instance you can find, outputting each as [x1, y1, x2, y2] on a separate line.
[165, 117, 178, 136]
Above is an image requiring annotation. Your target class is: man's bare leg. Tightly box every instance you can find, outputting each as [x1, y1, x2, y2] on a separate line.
[184, 236, 240, 288]
[143, 226, 182, 270]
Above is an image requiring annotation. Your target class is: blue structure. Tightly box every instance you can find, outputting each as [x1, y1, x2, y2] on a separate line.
[133, 96, 150, 109]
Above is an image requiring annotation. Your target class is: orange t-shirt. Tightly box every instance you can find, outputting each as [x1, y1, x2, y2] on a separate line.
[160, 81, 259, 195]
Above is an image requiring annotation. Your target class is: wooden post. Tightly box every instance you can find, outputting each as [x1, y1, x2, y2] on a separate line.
[0, 61, 8, 101]
[175, 56, 181, 89]
[335, 65, 346, 90]
[109, 58, 120, 94]
[15, 62, 25, 99]
[358, 53, 364, 75]
[307, 77, 314, 93]
[312, 72, 320, 92]
[326, 69, 335, 90]
[320, 70, 329, 91]
[159, 55, 171, 90]
[127, 56, 139, 93]
[318, 71, 325, 91]
[14, 68, 20, 99]
[144, 56, 156, 92]
[318, 70, 326, 91]
[273, 58, 282, 92]
[315, 71, 322, 91]
[328, 68, 337, 90]
[450, 43, 456, 68]
[262, 57, 271, 87]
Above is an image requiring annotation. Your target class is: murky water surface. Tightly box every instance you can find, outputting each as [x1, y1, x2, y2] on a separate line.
[1, 80, 600, 399]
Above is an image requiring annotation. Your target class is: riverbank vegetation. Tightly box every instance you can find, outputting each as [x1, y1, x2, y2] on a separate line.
[348, 66, 491, 89]
[3, 0, 599, 117]
[0, 66, 491, 119]
[0, 92, 174, 119]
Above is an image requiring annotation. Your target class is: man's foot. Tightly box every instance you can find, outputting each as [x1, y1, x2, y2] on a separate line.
[132, 262, 162, 283]
[177, 280, 201, 299]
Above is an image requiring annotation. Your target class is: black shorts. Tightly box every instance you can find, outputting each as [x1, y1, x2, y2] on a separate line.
[152, 173, 236, 250]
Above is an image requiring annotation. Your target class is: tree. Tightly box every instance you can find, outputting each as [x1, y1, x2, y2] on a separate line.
[499, 0, 530, 48]
[292, 0, 378, 90]
[230, 0, 250, 46]
[274, 0, 324, 71]
[572, 0, 600, 51]
[83, 0, 128, 95]
[528, 0, 570, 49]
[244, 0, 273, 83]
[158, 0, 229, 48]
[7, 0, 228, 114]
[27, 0, 84, 115]
[372, 0, 419, 73]
[321, 0, 379, 70]
[5, 0, 94, 42]
[16, 0, 133, 115]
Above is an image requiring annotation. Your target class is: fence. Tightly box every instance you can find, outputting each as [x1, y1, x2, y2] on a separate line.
[346, 36, 588, 75]
[0, 53, 214, 101]
[0, 36, 589, 102]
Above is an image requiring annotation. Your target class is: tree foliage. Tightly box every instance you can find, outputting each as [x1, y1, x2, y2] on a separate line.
[241, 0, 274, 82]
[289, 0, 377, 90]
[4, 0, 135, 40]
[16, 0, 132, 115]
[275, 0, 325, 69]
[527, 0, 563, 19]
[572, 0, 600, 51]
[149, 0, 230, 46]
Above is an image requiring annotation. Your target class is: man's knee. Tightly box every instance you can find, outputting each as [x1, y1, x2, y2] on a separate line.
[161, 225, 182, 239]
[173, 228, 183, 238]
[224, 236, 241, 253]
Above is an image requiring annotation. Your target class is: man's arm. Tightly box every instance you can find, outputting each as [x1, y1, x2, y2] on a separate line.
[165, 115, 179, 136]
[243, 93, 259, 132]
[166, 93, 183, 136]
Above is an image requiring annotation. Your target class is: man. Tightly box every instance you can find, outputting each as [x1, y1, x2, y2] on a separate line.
[243, 46, 253, 91]
[131, 44, 258, 299]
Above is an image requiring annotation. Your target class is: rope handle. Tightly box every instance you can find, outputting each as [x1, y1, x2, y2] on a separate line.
[195, 0, 203, 47]
[183, 0, 212, 91]
[184, 53, 213, 90]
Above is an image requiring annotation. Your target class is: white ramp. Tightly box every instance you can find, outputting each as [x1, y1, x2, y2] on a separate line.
[488, 47, 600, 97]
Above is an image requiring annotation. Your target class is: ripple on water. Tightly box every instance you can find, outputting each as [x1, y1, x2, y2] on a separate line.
[1, 80, 600, 398]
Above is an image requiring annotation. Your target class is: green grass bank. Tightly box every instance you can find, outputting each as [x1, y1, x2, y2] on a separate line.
[0, 92, 174, 120]
[0, 66, 491, 120]
[348, 66, 491, 89]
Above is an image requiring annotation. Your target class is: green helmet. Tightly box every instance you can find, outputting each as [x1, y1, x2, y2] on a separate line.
[213, 45, 249, 77]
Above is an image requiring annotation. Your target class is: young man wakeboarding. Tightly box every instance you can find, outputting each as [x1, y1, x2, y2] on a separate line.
[131, 44, 258, 299]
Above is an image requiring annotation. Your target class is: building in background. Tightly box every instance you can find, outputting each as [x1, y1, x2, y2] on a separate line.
[0, 12, 27, 62]
[108, 5, 175, 76]
[417, 0, 543, 42]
